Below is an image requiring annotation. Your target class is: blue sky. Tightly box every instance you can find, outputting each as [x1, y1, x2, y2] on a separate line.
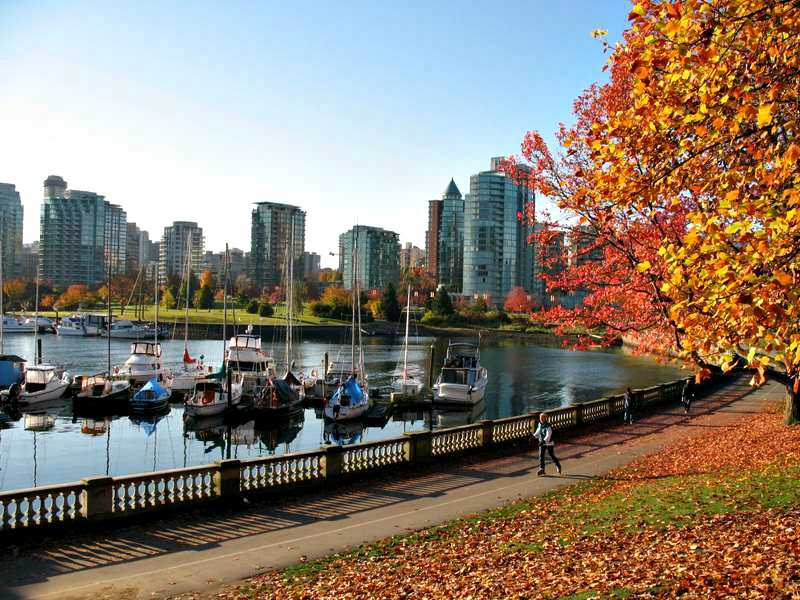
[0, 0, 630, 268]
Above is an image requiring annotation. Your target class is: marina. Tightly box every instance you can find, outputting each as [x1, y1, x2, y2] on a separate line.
[0, 332, 683, 491]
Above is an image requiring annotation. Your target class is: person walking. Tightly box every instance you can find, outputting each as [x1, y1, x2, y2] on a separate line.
[534, 413, 561, 476]
[681, 381, 694, 414]
[623, 387, 635, 424]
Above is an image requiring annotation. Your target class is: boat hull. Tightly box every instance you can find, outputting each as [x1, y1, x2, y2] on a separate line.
[434, 380, 487, 405]
[20, 382, 69, 405]
[323, 399, 369, 421]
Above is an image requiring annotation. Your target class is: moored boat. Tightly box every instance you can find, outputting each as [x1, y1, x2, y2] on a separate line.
[57, 314, 101, 336]
[184, 371, 243, 417]
[130, 377, 171, 412]
[115, 341, 173, 386]
[11, 365, 71, 405]
[433, 341, 488, 405]
[226, 328, 275, 397]
[74, 373, 131, 412]
[0, 315, 36, 334]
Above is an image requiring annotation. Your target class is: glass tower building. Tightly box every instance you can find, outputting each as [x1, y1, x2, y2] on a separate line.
[338, 225, 400, 290]
[463, 158, 535, 306]
[159, 221, 205, 282]
[40, 176, 127, 287]
[0, 183, 24, 278]
[250, 202, 306, 291]
[437, 179, 464, 292]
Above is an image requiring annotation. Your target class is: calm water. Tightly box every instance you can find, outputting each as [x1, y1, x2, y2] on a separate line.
[0, 332, 683, 491]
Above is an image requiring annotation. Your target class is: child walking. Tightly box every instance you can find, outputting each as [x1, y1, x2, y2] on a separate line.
[534, 413, 562, 476]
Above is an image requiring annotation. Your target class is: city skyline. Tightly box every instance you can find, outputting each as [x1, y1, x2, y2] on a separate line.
[0, 1, 630, 268]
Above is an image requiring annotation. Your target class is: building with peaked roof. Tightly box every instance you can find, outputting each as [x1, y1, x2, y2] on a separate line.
[426, 178, 464, 291]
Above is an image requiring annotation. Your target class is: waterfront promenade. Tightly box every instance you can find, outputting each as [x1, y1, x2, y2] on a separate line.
[0, 377, 784, 600]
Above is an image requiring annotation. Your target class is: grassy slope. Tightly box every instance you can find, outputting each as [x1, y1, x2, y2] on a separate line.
[29, 305, 348, 327]
[188, 404, 800, 599]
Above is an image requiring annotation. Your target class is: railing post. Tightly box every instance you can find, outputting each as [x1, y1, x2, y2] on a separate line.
[405, 431, 432, 465]
[215, 459, 242, 499]
[81, 476, 114, 520]
[479, 419, 493, 448]
[575, 404, 584, 428]
[323, 445, 344, 480]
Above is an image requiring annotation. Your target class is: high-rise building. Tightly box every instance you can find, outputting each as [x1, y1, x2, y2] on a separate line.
[425, 199, 443, 278]
[39, 176, 127, 287]
[0, 183, 24, 278]
[250, 202, 305, 291]
[463, 158, 535, 306]
[532, 225, 566, 308]
[437, 179, 464, 292]
[559, 225, 603, 309]
[19, 243, 38, 280]
[301, 251, 321, 280]
[339, 225, 400, 290]
[400, 243, 425, 270]
[159, 221, 205, 282]
[203, 247, 247, 284]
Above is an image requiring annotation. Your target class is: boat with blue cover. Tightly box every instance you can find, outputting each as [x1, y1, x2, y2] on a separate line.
[130, 377, 171, 412]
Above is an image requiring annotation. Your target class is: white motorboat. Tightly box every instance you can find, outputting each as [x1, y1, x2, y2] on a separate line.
[57, 314, 101, 336]
[226, 327, 275, 397]
[115, 341, 173, 386]
[184, 373, 243, 417]
[1, 315, 36, 334]
[15, 365, 71, 405]
[103, 319, 154, 339]
[390, 284, 425, 399]
[433, 342, 488, 405]
[24, 316, 55, 333]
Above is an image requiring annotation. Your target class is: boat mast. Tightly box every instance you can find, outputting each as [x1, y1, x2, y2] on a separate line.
[0, 237, 4, 354]
[350, 228, 356, 374]
[107, 250, 112, 374]
[184, 234, 192, 352]
[286, 215, 295, 371]
[356, 232, 364, 380]
[403, 283, 411, 381]
[222, 244, 228, 363]
[34, 255, 40, 364]
[154, 267, 159, 379]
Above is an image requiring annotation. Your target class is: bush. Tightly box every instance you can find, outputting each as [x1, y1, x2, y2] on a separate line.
[246, 299, 259, 314]
[258, 302, 274, 317]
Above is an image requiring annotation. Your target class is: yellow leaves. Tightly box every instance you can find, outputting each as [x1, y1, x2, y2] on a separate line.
[724, 222, 743, 235]
[591, 28, 608, 38]
[757, 103, 773, 127]
[775, 271, 794, 287]
[637, 260, 652, 272]
[747, 347, 758, 363]
[714, 264, 729, 278]
[632, 3, 646, 16]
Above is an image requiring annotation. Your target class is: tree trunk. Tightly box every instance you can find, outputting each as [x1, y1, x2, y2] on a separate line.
[785, 385, 800, 425]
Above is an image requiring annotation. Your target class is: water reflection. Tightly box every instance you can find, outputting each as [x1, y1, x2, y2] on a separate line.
[0, 335, 684, 491]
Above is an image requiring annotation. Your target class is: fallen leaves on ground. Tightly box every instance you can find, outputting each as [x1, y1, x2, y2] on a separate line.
[176, 408, 800, 599]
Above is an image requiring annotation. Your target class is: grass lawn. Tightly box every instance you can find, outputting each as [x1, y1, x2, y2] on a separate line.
[173, 403, 800, 599]
[29, 304, 348, 327]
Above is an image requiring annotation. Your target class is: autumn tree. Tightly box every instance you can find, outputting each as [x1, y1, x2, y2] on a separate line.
[504, 287, 534, 314]
[160, 287, 177, 310]
[510, 0, 800, 421]
[2, 279, 31, 310]
[57, 285, 99, 310]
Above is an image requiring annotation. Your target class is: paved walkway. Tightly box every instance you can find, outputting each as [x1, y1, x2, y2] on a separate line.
[0, 378, 786, 600]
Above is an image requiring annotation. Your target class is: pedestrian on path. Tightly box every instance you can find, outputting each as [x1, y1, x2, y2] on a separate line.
[623, 387, 635, 424]
[681, 381, 695, 414]
[534, 413, 562, 476]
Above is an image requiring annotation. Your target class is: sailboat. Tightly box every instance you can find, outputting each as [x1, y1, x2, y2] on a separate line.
[75, 255, 131, 411]
[391, 284, 424, 399]
[185, 247, 244, 417]
[172, 235, 209, 397]
[324, 228, 371, 421]
[254, 222, 304, 415]
[130, 271, 172, 412]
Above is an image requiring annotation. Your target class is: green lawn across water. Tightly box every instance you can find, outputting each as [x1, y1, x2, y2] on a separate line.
[27, 304, 349, 327]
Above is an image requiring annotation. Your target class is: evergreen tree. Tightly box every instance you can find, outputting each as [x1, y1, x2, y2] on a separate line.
[433, 288, 454, 316]
[379, 283, 402, 322]
[194, 285, 214, 310]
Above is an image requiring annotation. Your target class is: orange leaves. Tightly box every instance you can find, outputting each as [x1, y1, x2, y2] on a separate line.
[774, 271, 794, 287]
